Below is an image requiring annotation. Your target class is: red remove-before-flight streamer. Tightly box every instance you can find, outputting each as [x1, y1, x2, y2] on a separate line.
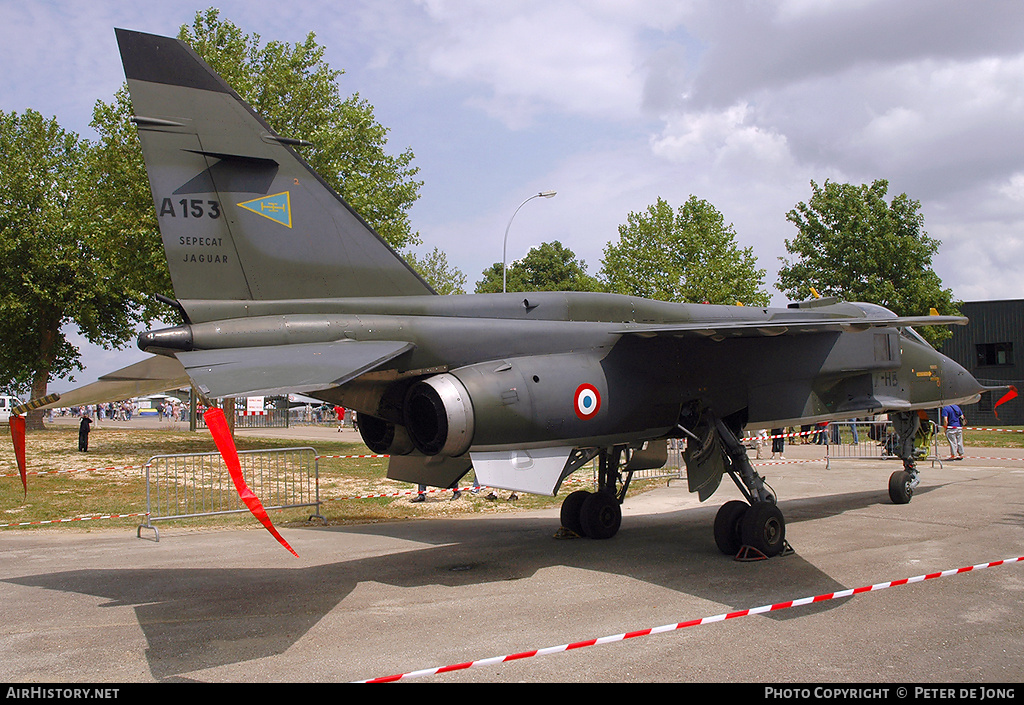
[204, 408, 299, 557]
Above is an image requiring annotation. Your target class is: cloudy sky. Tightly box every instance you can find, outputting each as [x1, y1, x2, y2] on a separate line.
[3, 0, 1024, 392]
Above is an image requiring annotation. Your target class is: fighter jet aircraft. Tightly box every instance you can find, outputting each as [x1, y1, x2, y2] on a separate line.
[13, 29, 996, 558]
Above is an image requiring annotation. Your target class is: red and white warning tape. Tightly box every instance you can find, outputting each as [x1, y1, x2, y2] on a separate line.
[357, 555, 1024, 683]
[0, 511, 150, 529]
[0, 455, 390, 480]
[963, 427, 1024, 433]
[0, 453, 393, 479]
[960, 455, 1024, 462]
[751, 458, 824, 468]
[323, 485, 470, 502]
[1, 464, 145, 479]
[755, 429, 818, 441]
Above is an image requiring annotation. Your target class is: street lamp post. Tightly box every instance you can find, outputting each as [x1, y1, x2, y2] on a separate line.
[502, 190, 557, 293]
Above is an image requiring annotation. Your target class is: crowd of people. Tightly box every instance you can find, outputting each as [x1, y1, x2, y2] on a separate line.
[47, 398, 190, 423]
[47, 399, 365, 428]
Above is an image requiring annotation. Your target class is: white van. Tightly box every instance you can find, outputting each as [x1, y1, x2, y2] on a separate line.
[0, 395, 24, 423]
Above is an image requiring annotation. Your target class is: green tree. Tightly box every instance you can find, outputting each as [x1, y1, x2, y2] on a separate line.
[777, 179, 959, 346]
[0, 110, 146, 427]
[88, 8, 427, 309]
[87, 86, 171, 320]
[475, 241, 601, 293]
[600, 196, 770, 305]
[176, 9, 423, 251]
[3, 10, 437, 424]
[406, 247, 467, 295]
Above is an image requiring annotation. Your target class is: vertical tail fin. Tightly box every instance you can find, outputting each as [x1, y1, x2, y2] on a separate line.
[115, 28, 434, 302]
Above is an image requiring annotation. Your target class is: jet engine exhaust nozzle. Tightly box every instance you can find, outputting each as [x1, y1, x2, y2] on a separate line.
[404, 374, 474, 457]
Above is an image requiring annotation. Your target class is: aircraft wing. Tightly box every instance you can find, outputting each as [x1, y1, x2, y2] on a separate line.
[13, 355, 192, 414]
[176, 339, 414, 398]
[613, 315, 967, 339]
[14, 340, 414, 414]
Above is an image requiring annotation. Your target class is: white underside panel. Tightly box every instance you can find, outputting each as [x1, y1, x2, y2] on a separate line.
[470, 447, 573, 496]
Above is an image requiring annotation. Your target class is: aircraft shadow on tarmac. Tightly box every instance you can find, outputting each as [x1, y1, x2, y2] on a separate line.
[4, 484, 941, 680]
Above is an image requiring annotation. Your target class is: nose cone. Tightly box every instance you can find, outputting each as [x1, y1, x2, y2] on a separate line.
[941, 355, 985, 405]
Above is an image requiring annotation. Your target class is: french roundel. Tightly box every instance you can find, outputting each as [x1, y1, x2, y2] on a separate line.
[574, 383, 601, 420]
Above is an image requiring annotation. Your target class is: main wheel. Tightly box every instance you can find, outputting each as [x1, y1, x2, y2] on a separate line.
[559, 490, 591, 536]
[713, 500, 749, 555]
[580, 491, 622, 540]
[888, 470, 914, 504]
[740, 501, 786, 557]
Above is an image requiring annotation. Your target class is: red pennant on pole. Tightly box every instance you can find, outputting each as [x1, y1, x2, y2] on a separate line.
[204, 408, 299, 557]
[994, 385, 1018, 420]
[9, 415, 27, 497]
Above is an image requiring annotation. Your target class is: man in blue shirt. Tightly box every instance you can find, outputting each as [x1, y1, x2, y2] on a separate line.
[940, 404, 965, 460]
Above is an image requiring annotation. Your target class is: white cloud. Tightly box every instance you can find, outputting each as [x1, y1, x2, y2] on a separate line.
[998, 173, 1024, 204]
[406, 1, 698, 127]
[391, 0, 1024, 306]
[651, 103, 792, 172]
[934, 222, 1024, 303]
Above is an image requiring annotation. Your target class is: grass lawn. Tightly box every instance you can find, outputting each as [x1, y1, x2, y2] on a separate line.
[0, 424, 607, 533]
[3, 422, 1018, 534]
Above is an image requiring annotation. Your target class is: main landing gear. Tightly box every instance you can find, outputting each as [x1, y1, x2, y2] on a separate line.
[558, 446, 631, 540]
[711, 419, 791, 559]
[555, 421, 791, 558]
[714, 499, 787, 559]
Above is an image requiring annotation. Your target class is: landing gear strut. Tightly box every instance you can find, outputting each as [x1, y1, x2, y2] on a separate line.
[888, 411, 921, 504]
[558, 445, 630, 539]
[710, 419, 789, 559]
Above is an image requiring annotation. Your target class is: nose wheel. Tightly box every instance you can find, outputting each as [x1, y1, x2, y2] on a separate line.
[888, 468, 918, 504]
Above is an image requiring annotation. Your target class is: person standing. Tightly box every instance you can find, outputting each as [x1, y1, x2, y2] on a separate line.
[940, 404, 965, 460]
[410, 483, 462, 502]
[78, 415, 93, 452]
[770, 428, 785, 460]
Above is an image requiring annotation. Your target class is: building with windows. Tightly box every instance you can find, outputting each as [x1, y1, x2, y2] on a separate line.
[939, 299, 1023, 425]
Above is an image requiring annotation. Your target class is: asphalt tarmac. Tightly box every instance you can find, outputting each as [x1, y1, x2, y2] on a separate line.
[1, 431, 1022, 684]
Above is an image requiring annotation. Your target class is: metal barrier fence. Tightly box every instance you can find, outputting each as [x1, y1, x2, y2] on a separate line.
[662, 420, 944, 474]
[664, 443, 687, 482]
[194, 409, 291, 429]
[821, 420, 944, 469]
[632, 461, 685, 483]
[138, 446, 322, 541]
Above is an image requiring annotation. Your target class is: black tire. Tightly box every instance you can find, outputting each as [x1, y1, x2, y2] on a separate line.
[713, 500, 749, 555]
[580, 491, 622, 540]
[740, 501, 786, 557]
[888, 470, 914, 504]
[559, 490, 590, 536]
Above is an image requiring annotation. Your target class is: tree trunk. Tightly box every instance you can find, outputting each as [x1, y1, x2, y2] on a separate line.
[26, 371, 49, 431]
[25, 320, 58, 431]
